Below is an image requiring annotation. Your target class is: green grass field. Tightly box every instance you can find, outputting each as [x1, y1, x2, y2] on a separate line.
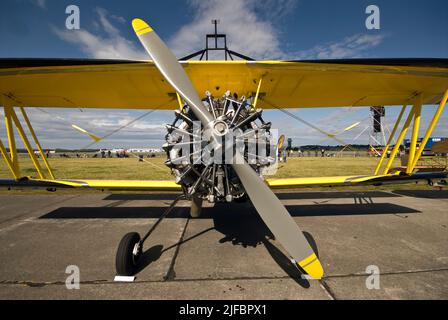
[1, 154, 439, 193]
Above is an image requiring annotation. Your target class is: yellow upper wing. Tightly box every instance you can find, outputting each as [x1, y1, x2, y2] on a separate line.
[1, 58, 447, 109]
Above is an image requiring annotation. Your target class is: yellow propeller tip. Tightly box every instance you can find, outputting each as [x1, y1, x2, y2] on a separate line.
[297, 253, 324, 280]
[132, 18, 153, 35]
[302, 259, 324, 280]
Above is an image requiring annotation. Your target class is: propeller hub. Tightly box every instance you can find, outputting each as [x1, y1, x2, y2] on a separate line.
[164, 91, 276, 203]
[213, 120, 228, 136]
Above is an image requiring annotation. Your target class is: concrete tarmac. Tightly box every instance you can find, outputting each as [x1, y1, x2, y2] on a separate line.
[0, 189, 447, 299]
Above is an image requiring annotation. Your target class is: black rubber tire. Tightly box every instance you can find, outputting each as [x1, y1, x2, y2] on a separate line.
[115, 232, 141, 276]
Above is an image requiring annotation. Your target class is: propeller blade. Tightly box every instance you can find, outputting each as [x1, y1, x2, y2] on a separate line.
[132, 19, 213, 126]
[232, 162, 324, 279]
[132, 18, 323, 279]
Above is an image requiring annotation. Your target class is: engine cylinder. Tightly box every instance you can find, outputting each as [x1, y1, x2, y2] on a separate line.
[164, 92, 276, 203]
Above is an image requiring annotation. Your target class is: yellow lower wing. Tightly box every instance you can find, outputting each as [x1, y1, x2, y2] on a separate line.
[16, 178, 182, 191]
[266, 174, 390, 188]
[2, 171, 445, 191]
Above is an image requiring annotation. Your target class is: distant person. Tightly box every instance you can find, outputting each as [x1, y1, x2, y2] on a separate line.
[321, 149, 325, 157]
[108, 150, 112, 158]
[45, 150, 50, 158]
[101, 150, 105, 158]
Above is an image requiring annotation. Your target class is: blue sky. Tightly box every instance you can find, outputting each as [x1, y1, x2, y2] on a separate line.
[0, 0, 447, 149]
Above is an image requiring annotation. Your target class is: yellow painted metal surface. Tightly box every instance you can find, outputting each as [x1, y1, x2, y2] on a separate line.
[407, 100, 422, 173]
[298, 253, 323, 280]
[383, 107, 416, 174]
[25, 175, 399, 191]
[176, 93, 183, 109]
[0, 137, 19, 179]
[374, 105, 407, 175]
[20, 107, 55, 179]
[252, 78, 263, 109]
[3, 104, 20, 176]
[71, 124, 102, 142]
[37, 179, 182, 190]
[266, 174, 389, 188]
[9, 108, 46, 179]
[1, 61, 448, 109]
[132, 18, 153, 35]
[411, 89, 448, 171]
[343, 121, 361, 132]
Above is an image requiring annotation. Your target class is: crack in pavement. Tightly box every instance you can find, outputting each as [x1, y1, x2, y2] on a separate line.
[2, 267, 447, 288]
[322, 267, 448, 279]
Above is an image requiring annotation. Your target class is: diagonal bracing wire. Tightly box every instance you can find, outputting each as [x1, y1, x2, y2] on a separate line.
[81, 99, 175, 150]
[82, 109, 158, 149]
[36, 102, 175, 173]
[260, 98, 351, 146]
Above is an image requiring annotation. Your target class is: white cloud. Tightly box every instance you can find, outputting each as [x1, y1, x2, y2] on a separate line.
[168, 1, 384, 60]
[294, 34, 386, 59]
[168, 0, 293, 59]
[41, 2, 391, 148]
[53, 7, 146, 59]
[52, 2, 384, 61]
[96, 7, 120, 36]
[0, 108, 170, 149]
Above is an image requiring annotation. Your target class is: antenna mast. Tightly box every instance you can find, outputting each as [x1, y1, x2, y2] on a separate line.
[180, 19, 254, 61]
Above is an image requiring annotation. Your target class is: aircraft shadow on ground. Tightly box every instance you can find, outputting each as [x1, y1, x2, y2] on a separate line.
[131, 204, 314, 288]
[39, 202, 420, 219]
[103, 190, 400, 201]
[391, 189, 448, 199]
[39, 200, 420, 287]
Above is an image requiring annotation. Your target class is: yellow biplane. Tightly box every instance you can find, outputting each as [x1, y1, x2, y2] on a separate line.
[1, 18, 447, 280]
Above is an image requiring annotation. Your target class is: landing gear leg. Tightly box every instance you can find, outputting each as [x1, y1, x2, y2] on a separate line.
[115, 194, 184, 276]
[190, 195, 203, 218]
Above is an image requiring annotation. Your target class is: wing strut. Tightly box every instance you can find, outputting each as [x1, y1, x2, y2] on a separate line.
[0, 100, 55, 180]
[380, 89, 448, 175]
[374, 105, 407, 175]
[409, 89, 448, 172]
